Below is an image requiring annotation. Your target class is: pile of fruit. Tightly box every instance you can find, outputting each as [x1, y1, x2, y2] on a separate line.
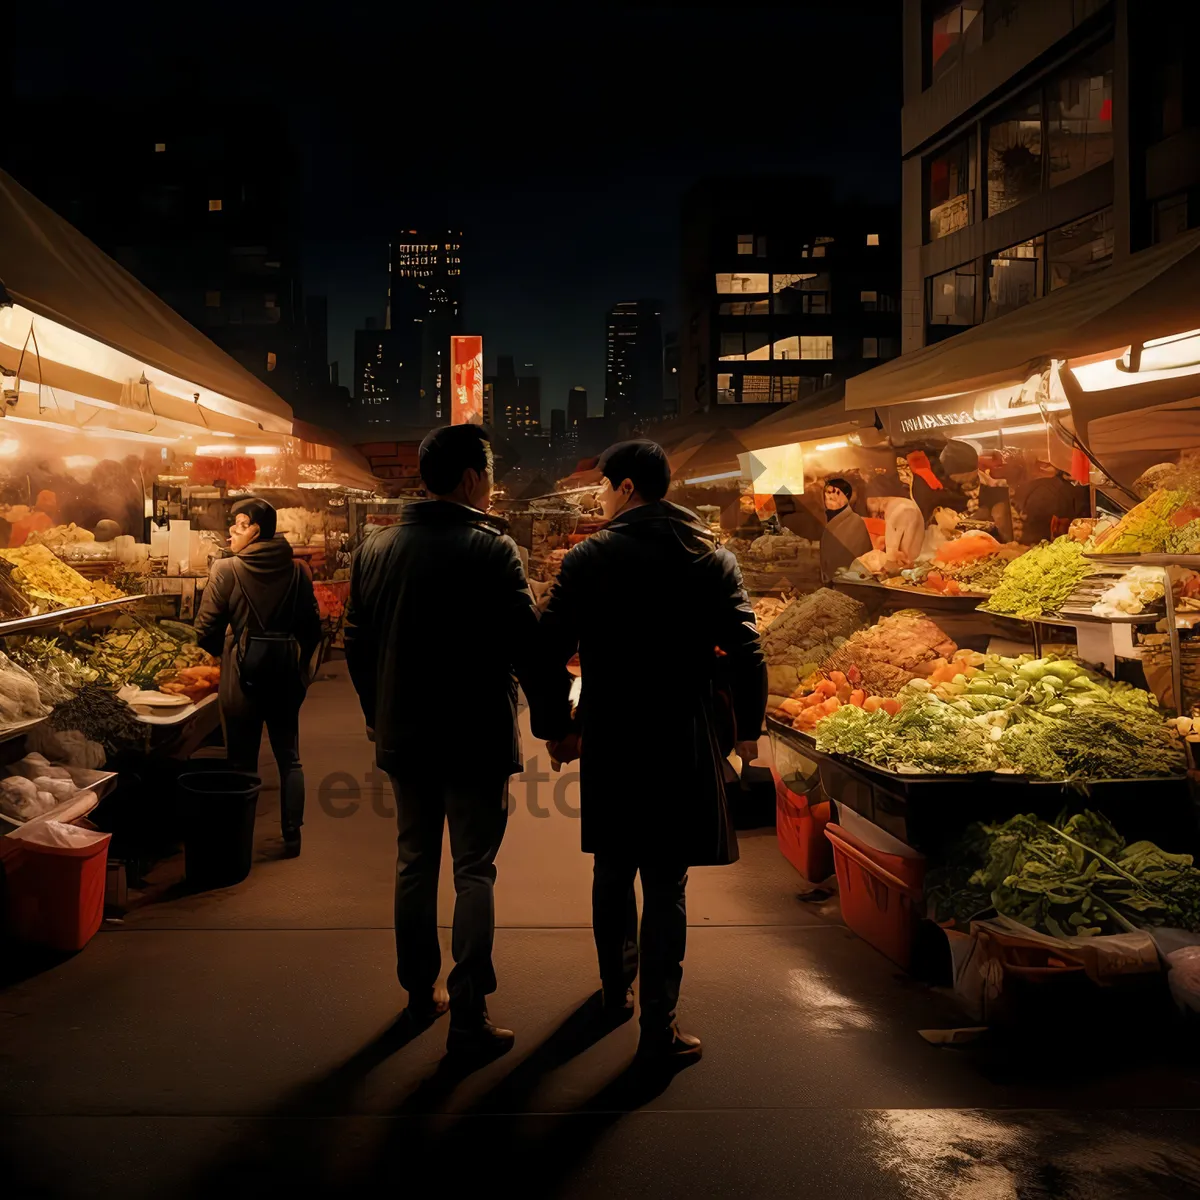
[775, 667, 904, 731]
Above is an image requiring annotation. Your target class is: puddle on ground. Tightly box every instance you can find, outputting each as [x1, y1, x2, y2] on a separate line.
[785, 967, 877, 1032]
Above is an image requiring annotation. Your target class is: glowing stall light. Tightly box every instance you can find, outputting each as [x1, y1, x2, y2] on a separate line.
[814, 441, 848, 452]
[0, 414, 177, 445]
[683, 469, 742, 484]
[64, 455, 98, 470]
[0, 438, 19, 457]
[973, 421, 1051, 438]
[196, 443, 241, 455]
[244, 445, 280, 455]
[739, 444, 804, 497]
[1071, 328, 1200, 392]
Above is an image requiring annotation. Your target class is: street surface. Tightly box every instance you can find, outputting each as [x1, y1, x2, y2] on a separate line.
[2, 662, 1199, 1198]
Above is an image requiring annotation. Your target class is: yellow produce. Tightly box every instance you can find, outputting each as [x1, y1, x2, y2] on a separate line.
[0, 544, 125, 610]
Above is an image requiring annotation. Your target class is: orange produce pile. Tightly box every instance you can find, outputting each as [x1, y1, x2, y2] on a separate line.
[775, 667, 903, 732]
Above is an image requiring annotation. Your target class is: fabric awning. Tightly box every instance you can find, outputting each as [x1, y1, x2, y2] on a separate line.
[0, 169, 292, 434]
[291, 418, 382, 492]
[667, 427, 750, 482]
[845, 229, 1200, 411]
[739, 382, 882, 450]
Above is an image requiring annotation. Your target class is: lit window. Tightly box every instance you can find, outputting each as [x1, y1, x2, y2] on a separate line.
[737, 234, 754, 255]
[866, 233, 880, 245]
[205, 291, 221, 307]
[266, 352, 277, 371]
[860, 290, 877, 304]
[265, 295, 277, 309]
[863, 337, 880, 358]
[209, 199, 223, 212]
[154, 143, 166, 153]
[715, 272, 769, 294]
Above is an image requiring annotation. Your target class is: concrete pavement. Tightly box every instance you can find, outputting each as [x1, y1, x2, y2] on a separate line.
[2, 662, 1200, 1198]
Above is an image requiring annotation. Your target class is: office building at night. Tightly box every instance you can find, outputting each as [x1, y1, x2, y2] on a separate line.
[901, 0, 1200, 351]
[354, 320, 421, 427]
[486, 355, 542, 434]
[605, 300, 664, 422]
[679, 178, 900, 412]
[387, 230, 464, 423]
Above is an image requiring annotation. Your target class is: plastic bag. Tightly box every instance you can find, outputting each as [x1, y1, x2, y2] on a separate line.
[7, 816, 107, 847]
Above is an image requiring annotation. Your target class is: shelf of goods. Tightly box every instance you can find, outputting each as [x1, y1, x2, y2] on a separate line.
[835, 578, 989, 610]
[0, 595, 151, 638]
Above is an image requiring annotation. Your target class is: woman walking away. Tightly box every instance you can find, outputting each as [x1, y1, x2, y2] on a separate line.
[194, 497, 323, 857]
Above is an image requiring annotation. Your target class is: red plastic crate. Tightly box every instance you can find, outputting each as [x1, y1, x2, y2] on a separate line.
[772, 766, 832, 882]
[5, 832, 111, 952]
[826, 823, 922, 970]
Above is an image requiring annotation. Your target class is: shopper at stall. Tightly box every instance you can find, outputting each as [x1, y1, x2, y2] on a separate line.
[538, 440, 767, 1065]
[344, 424, 541, 1061]
[819, 476, 873, 582]
[194, 497, 322, 858]
[866, 490, 927, 570]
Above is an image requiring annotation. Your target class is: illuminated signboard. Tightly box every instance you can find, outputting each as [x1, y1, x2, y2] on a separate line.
[450, 335, 483, 425]
[897, 410, 975, 435]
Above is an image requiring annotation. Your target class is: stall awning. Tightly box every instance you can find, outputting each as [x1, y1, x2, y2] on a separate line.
[845, 229, 1200, 412]
[291, 418, 382, 492]
[667, 427, 750, 483]
[739, 382, 881, 450]
[0, 169, 293, 434]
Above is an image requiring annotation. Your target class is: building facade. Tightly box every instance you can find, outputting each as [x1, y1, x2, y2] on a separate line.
[387, 231, 464, 424]
[354, 321, 421, 428]
[604, 300, 665, 422]
[901, 0, 1200, 352]
[679, 178, 901, 413]
[486, 355, 542, 434]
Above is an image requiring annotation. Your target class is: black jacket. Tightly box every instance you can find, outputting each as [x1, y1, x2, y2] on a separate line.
[193, 535, 323, 713]
[343, 500, 541, 778]
[538, 500, 767, 866]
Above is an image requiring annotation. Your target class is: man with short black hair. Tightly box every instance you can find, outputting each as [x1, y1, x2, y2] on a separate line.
[344, 424, 541, 1059]
[194, 496, 322, 857]
[538, 440, 766, 1063]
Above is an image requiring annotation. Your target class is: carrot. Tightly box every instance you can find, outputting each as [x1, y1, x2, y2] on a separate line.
[881, 698, 902, 716]
[828, 670, 846, 686]
[816, 679, 837, 698]
[863, 695, 883, 713]
[848, 689, 866, 707]
[821, 697, 841, 715]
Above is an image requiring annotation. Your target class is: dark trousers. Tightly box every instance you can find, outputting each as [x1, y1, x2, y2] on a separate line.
[226, 702, 305, 834]
[389, 773, 509, 1020]
[592, 855, 689, 1032]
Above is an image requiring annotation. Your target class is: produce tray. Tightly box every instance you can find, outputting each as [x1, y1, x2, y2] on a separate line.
[0, 594, 151, 637]
[1084, 553, 1200, 567]
[0, 767, 118, 834]
[833, 579, 989, 608]
[133, 691, 218, 726]
[0, 715, 50, 745]
[767, 715, 994, 787]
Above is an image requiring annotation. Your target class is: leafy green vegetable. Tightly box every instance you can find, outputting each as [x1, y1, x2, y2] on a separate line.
[927, 810, 1200, 935]
[980, 537, 1096, 619]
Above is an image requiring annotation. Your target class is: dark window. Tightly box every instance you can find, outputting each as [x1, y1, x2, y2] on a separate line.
[986, 237, 1044, 320]
[927, 134, 975, 240]
[771, 272, 831, 315]
[1156, 58, 1185, 141]
[987, 91, 1043, 216]
[1047, 44, 1113, 189]
[863, 337, 879, 359]
[927, 263, 977, 327]
[1153, 193, 1189, 243]
[719, 300, 770, 316]
[1048, 208, 1114, 290]
[929, 1, 984, 85]
[719, 330, 771, 361]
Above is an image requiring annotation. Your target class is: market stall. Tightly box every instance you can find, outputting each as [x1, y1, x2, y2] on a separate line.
[0, 169, 343, 936]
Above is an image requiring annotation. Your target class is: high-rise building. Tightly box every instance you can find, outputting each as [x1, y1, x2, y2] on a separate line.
[354, 321, 421, 427]
[388, 231, 464, 424]
[550, 409, 567, 444]
[679, 178, 900, 412]
[663, 333, 681, 417]
[567, 386, 588, 431]
[899, 0, 1200, 351]
[486, 355, 542, 434]
[605, 300, 664, 422]
[5, 101, 311, 413]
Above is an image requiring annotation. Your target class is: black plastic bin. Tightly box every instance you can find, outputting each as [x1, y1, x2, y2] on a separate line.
[178, 770, 262, 889]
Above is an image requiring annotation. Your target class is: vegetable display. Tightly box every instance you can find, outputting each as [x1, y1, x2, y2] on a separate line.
[49, 681, 146, 754]
[927, 811, 1200, 936]
[8, 638, 99, 704]
[1091, 488, 1198, 555]
[760, 587, 866, 698]
[1089, 565, 1166, 617]
[979, 537, 1095, 619]
[81, 618, 215, 689]
[819, 610, 958, 697]
[0, 650, 52, 728]
[0, 543, 125, 610]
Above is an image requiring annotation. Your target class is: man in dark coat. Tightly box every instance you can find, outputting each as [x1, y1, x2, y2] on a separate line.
[538, 440, 767, 1063]
[343, 424, 540, 1060]
[194, 497, 323, 857]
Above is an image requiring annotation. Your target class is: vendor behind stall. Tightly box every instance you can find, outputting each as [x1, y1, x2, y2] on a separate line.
[819, 476, 872, 582]
[865, 485, 926, 571]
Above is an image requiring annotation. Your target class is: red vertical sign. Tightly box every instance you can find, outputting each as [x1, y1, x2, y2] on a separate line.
[451, 335, 484, 425]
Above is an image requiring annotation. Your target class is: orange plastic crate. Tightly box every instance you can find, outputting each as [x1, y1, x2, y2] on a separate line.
[772, 766, 832, 882]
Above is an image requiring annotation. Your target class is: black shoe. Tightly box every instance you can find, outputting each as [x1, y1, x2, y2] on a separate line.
[636, 1024, 702, 1063]
[401, 985, 449, 1030]
[446, 1017, 515, 1060]
[282, 829, 302, 858]
[600, 986, 635, 1021]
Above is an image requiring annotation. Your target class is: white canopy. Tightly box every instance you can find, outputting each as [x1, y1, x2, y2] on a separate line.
[0, 168, 292, 435]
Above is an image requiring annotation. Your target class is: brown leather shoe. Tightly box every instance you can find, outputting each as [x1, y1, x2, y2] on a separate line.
[637, 1024, 702, 1062]
[446, 1018, 515, 1060]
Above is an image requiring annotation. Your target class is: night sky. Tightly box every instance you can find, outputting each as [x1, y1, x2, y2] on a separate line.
[10, 3, 900, 421]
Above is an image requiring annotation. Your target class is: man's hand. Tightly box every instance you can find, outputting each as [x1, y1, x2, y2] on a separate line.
[735, 739, 760, 766]
[547, 733, 581, 770]
[366, 726, 376, 743]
